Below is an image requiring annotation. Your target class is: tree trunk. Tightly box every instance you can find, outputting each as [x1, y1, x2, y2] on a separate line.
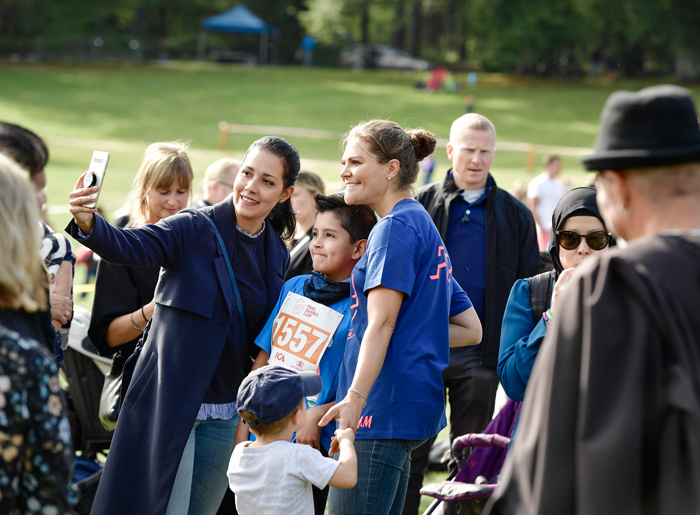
[391, 0, 406, 50]
[360, 0, 370, 44]
[409, 0, 422, 57]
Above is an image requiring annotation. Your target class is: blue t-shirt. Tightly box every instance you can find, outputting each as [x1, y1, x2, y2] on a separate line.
[337, 199, 472, 440]
[255, 275, 353, 452]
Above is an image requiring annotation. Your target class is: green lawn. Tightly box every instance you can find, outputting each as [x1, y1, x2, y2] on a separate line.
[3, 61, 695, 234]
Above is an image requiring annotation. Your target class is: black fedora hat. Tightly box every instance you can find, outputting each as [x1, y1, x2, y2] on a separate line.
[581, 84, 700, 171]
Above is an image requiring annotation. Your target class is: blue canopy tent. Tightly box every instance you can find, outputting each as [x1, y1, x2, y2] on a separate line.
[197, 4, 279, 64]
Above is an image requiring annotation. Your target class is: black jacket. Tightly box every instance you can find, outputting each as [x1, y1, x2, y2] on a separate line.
[415, 171, 539, 368]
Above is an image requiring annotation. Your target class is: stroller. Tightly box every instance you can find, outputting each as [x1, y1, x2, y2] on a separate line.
[420, 400, 521, 515]
[61, 306, 114, 514]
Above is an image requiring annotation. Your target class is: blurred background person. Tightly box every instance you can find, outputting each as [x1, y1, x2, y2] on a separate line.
[0, 121, 75, 362]
[0, 152, 75, 513]
[286, 170, 325, 280]
[527, 155, 567, 250]
[193, 157, 240, 209]
[89, 142, 193, 428]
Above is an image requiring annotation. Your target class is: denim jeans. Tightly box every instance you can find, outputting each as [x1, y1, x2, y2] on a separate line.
[329, 438, 425, 515]
[165, 416, 239, 515]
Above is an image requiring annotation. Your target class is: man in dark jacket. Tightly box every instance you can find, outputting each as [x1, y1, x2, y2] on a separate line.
[404, 113, 539, 515]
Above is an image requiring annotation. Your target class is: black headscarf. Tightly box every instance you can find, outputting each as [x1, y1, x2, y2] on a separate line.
[548, 187, 608, 278]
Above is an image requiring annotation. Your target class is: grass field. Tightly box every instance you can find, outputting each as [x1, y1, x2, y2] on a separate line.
[3, 60, 696, 234]
[6, 62, 687, 512]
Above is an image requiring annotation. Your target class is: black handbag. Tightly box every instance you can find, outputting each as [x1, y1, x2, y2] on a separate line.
[98, 323, 149, 431]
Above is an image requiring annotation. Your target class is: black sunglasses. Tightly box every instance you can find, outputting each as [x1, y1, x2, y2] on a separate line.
[556, 230, 611, 251]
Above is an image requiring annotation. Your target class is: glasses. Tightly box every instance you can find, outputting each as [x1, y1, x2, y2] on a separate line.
[556, 230, 611, 251]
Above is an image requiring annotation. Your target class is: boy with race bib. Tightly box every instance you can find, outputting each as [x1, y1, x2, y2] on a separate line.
[245, 193, 377, 514]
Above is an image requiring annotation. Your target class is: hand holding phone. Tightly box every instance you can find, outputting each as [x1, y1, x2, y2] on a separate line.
[81, 151, 110, 209]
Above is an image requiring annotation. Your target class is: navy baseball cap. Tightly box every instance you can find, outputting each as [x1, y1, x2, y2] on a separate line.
[236, 365, 322, 428]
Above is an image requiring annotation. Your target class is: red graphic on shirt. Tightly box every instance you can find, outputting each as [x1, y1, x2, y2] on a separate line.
[430, 246, 452, 282]
[357, 415, 373, 429]
[350, 273, 360, 323]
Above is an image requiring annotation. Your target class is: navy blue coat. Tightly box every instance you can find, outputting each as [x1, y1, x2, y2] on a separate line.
[67, 198, 289, 515]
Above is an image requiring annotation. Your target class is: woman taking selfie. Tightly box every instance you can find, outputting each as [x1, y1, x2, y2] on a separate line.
[89, 142, 192, 427]
[320, 120, 482, 514]
[67, 136, 299, 515]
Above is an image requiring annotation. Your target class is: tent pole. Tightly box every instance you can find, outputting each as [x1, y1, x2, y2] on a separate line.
[197, 28, 207, 61]
[260, 31, 269, 65]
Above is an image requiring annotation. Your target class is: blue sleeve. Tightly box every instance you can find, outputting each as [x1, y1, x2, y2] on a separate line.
[254, 279, 299, 353]
[65, 211, 201, 269]
[497, 279, 549, 401]
[363, 217, 419, 297]
[449, 278, 473, 317]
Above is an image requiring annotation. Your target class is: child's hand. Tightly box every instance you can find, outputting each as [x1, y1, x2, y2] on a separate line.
[334, 428, 355, 445]
[296, 417, 322, 450]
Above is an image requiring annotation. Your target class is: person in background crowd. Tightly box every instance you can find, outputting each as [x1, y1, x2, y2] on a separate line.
[320, 119, 482, 515]
[527, 155, 567, 250]
[0, 122, 75, 363]
[193, 157, 240, 209]
[488, 84, 700, 514]
[286, 170, 325, 280]
[67, 136, 299, 515]
[407, 113, 539, 515]
[0, 152, 75, 513]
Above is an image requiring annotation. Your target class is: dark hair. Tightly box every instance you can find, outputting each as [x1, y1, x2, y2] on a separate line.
[0, 122, 49, 178]
[315, 193, 377, 242]
[345, 120, 436, 188]
[244, 136, 300, 241]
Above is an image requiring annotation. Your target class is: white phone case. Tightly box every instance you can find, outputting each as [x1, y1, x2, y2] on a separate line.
[82, 150, 110, 209]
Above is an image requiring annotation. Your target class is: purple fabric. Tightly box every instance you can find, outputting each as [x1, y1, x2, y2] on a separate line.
[455, 400, 522, 484]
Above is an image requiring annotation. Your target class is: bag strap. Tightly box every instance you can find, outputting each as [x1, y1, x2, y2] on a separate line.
[528, 270, 555, 323]
[200, 211, 248, 339]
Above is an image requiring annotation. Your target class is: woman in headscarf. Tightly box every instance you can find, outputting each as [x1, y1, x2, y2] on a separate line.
[498, 187, 612, 402]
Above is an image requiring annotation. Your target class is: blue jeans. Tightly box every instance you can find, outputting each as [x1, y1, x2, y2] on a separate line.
[165, 416, 239, 515]
[329, 438, 425, 515]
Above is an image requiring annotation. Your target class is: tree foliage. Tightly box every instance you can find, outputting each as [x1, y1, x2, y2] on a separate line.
[2, 0, 698, 78]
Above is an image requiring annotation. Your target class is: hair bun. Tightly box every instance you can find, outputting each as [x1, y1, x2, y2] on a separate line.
[407, 129, 437, 162]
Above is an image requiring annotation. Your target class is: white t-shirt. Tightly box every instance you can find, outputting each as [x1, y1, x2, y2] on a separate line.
[527, 174, 567, 231]
[228, 440, 339, 515]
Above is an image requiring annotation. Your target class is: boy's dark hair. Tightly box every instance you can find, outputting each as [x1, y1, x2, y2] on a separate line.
[315, 193, 377, 242]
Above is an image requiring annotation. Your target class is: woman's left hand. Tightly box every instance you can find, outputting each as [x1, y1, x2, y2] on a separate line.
[319, 395, 363, 455]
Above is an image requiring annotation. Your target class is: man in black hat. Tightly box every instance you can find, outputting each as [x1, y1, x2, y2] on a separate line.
[487, 84, 700, 515]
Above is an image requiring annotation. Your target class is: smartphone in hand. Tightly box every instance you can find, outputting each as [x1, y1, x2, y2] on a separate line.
[82, 150, 110, 209]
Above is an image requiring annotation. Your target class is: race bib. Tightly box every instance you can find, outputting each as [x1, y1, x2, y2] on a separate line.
[270, 292, 344, 373]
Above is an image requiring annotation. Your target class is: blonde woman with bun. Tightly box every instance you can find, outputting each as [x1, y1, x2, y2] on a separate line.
[320, 120, 482, 514]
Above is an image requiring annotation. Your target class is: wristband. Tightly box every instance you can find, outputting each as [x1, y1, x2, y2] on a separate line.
[141, 305, 150, 324]
[130, 311, 146, 332]
[542, 309, 553, 327]
[349, 387, 367, 408]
